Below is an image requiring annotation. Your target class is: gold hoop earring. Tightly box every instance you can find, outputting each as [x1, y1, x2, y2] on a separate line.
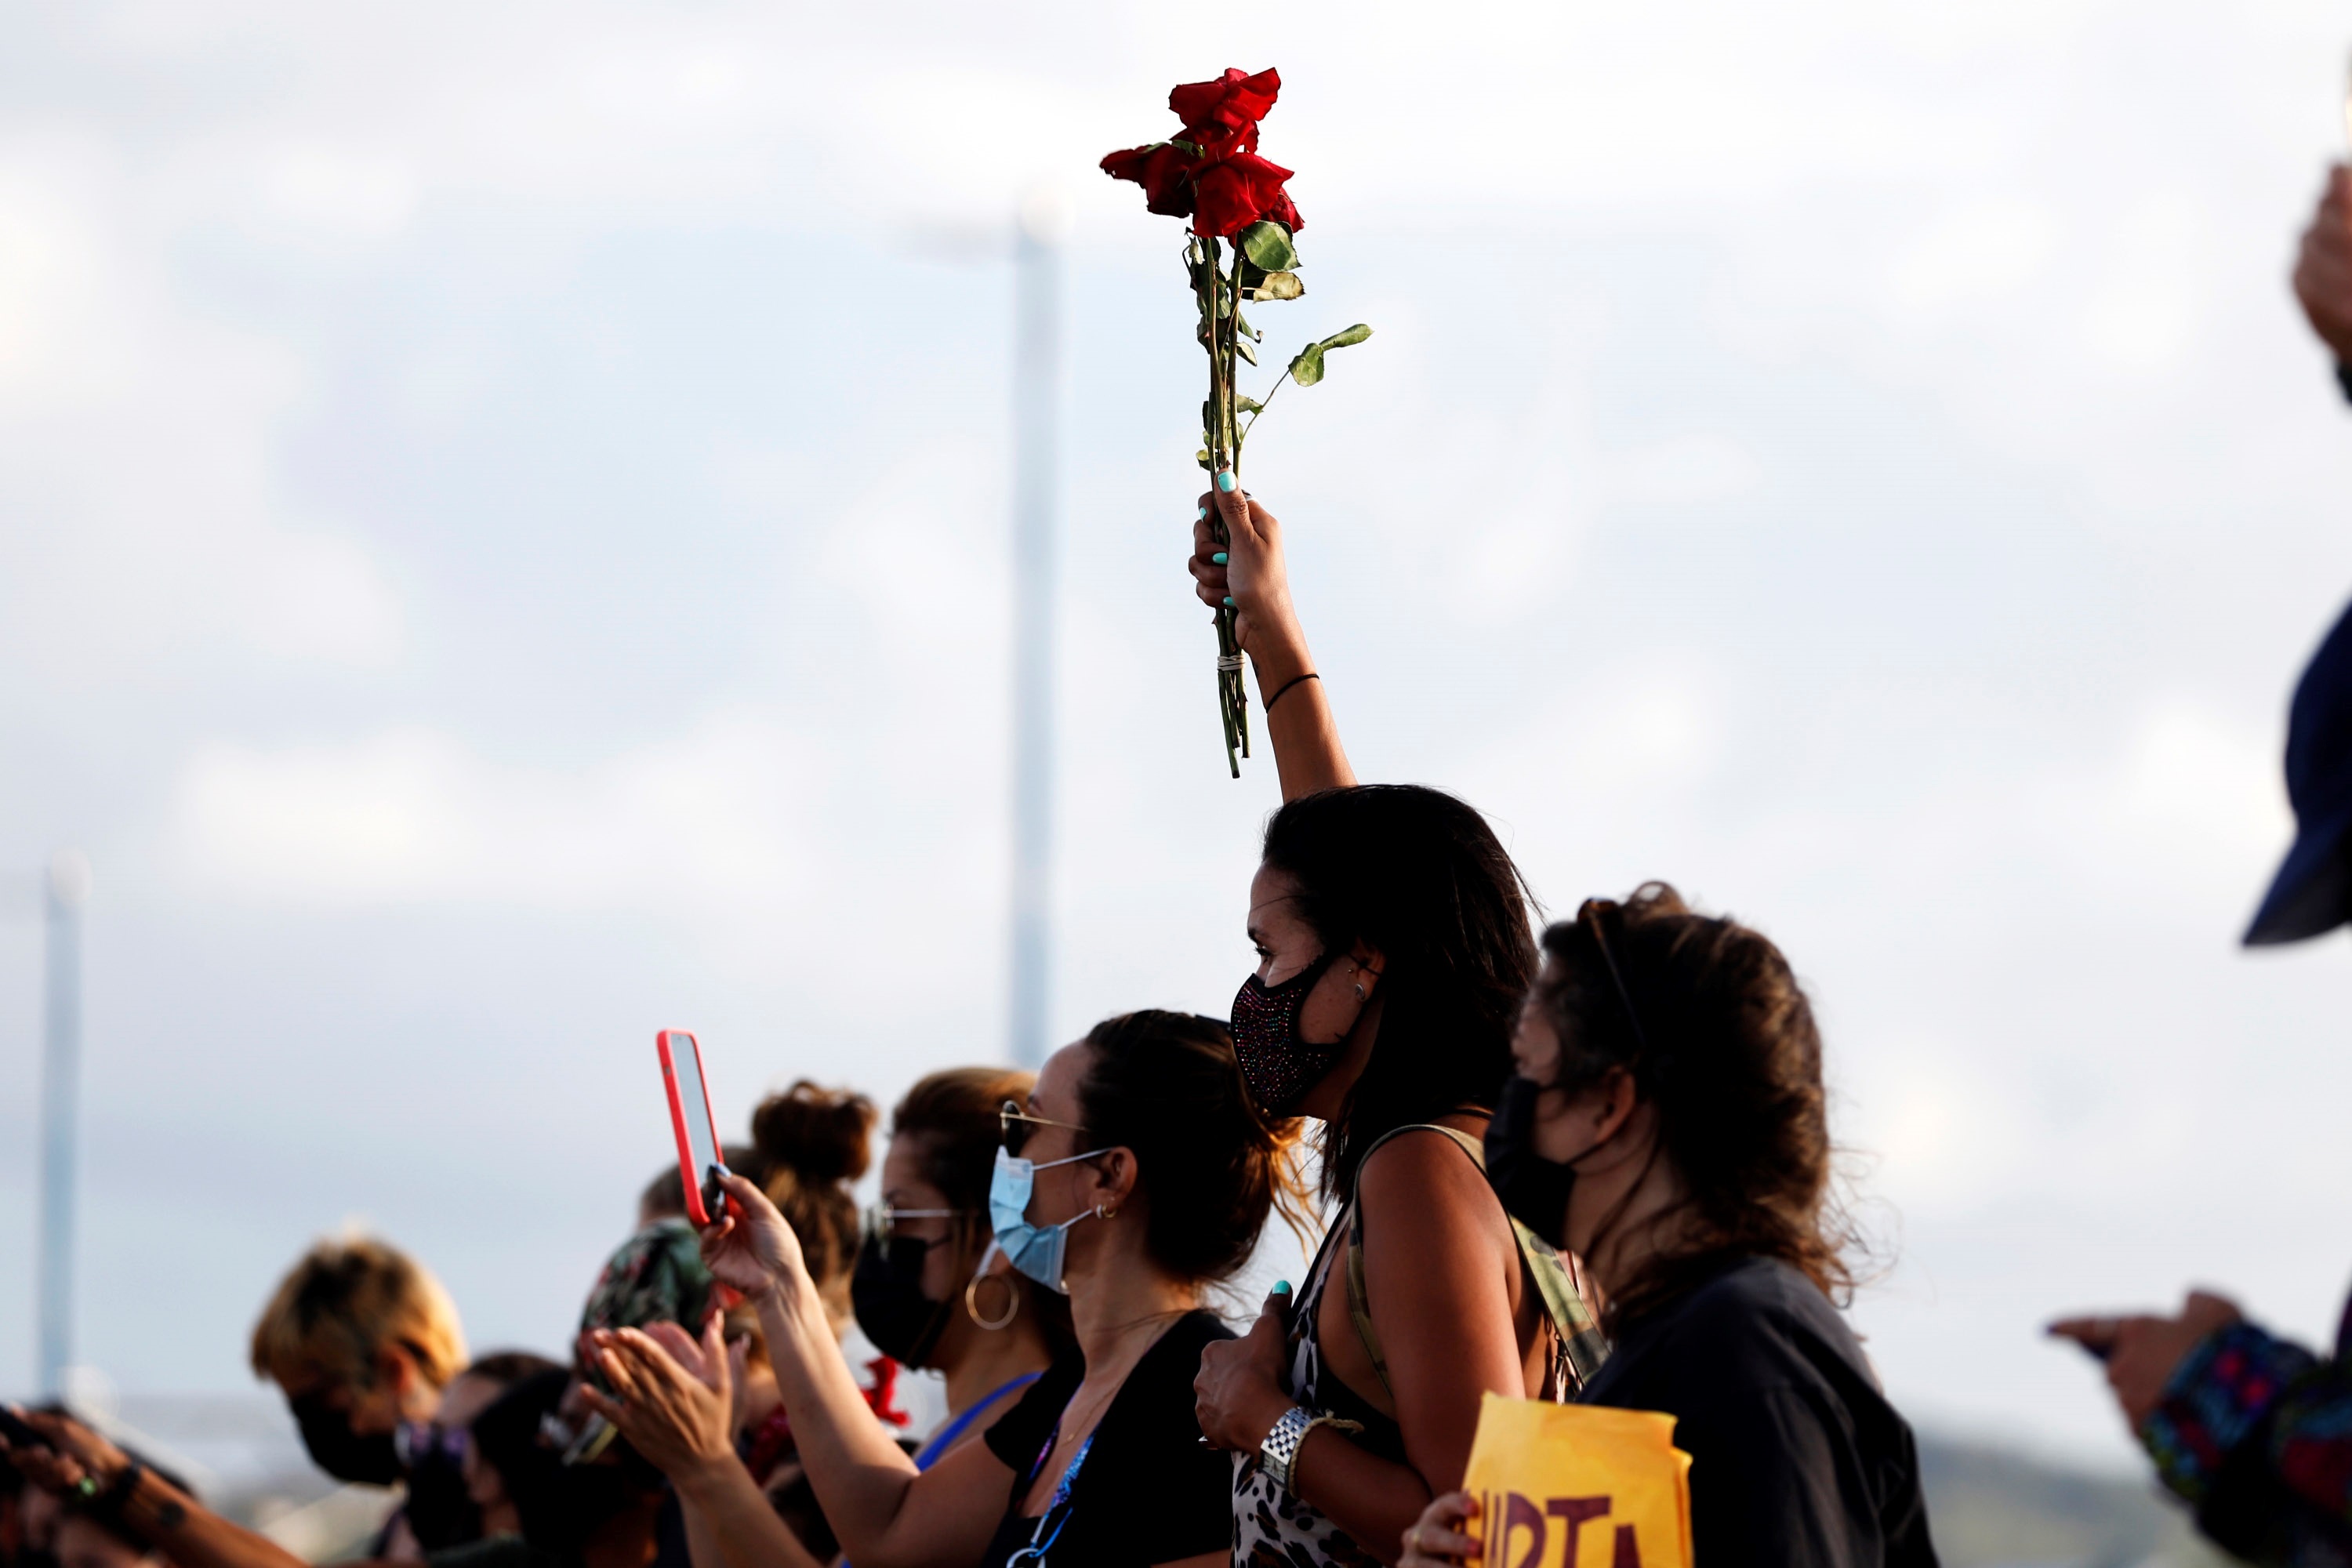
[964, 1270, 1019, 1331]
[1094, 1203, 1118, 1220]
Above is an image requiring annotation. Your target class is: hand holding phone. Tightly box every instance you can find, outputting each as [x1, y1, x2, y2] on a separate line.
[656, 1030, 729, 1228]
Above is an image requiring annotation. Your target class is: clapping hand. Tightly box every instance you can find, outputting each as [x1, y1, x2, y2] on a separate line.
[579, 1315, 738, 1483]
[0, 1408, 131, 1499]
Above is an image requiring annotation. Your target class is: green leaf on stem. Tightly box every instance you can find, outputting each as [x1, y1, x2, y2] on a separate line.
[1288, 325, 1374, 387]
[1236, 310, 1260, 341]
[1197, 448, 1213, 469]
[1237, 220, 1298, 272]
[1247, 270, 1305, 301]
[1236, 336, 1258, 365]
[1236, 397, 1264, 414]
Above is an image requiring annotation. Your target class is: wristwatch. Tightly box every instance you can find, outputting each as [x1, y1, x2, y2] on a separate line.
[1258, 1406, 1315, 1493]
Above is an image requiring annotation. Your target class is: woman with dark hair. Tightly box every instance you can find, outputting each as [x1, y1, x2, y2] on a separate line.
[583, 1011, 1288, 1568]
[1186, 485, 1603, 1566]
[851, 1066, 1064, 1464]
[1397, 887, 1937, 1568]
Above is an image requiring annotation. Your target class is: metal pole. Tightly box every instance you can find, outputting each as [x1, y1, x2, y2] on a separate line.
[39, 851, 89, 1398]
[1009, 196, 1065, 1068]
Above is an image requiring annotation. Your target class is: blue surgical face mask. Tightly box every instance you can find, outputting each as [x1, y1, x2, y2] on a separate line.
[989, 1144, 1102, 1294]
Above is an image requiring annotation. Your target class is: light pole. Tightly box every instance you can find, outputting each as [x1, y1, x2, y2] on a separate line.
[1008, 193, 1066, 1069]
[38, 850, 89, 1398]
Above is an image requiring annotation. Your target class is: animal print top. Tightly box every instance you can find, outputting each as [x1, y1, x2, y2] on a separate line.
[1231, 1125, 1607, 1568]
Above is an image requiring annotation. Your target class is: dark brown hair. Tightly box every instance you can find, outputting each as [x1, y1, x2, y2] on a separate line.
[1261, 785, 1537, 1200]
[1532, 884, 1854, 1328]
[752, 1082, 877, 1312]
[1074, 1011, 1309, 1285]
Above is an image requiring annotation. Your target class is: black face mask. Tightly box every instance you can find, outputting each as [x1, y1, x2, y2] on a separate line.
[1484, 1075, 1578, 1249]
[851, 1232, 956, 1368]
[1230, 949, 1345, 1116]
[290, 1393, 404, 1486]
[398, 1427, 483, 1550]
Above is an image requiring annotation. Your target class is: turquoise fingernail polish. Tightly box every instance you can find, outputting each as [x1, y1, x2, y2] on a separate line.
[1216, 470, 1236, 492]
[1223, 595, 1236, 607]
[1275, 1280, 1293, 1294]
[1213, 551, 1229, 564]
[1198, 505, 1207, 520]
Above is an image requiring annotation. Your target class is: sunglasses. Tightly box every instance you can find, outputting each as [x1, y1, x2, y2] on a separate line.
[862, 1204, 972, 1243]
[1577, 897, 1650, 1052]
[999, 1099, 1088, 1158]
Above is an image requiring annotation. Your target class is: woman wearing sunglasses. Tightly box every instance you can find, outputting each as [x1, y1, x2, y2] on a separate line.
[584, 1011, 1294, 1568]
[1186, 481, 1603, 1566]
[1398, 889, 1937, 1568]
[851, 1066, 1066, 1466]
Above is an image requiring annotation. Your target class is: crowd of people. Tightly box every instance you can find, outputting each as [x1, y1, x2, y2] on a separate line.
[8, 161, 2352, 1568]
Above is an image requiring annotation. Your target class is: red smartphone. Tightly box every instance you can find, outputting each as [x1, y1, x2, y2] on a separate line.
[656, 1029, 727, 1226]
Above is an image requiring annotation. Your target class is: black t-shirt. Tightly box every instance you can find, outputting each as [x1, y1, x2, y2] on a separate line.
[1577, 1257, 1938, 1568]
[980, 1308, 1233, 1568]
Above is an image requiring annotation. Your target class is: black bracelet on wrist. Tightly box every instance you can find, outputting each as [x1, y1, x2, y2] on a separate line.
[1263, 671, 1319, 715]
[89, 1461, 144, 1524]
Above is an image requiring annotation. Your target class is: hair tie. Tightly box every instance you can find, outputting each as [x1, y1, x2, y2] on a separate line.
[1263, 671, 1319, 714]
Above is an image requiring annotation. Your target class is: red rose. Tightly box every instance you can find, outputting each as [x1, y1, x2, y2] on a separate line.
[1101, 67, 1301, 239]
[1190, 150, 1298, 239]
[1100, 141, 1199, 219]
[1168, 67, 1280, 136]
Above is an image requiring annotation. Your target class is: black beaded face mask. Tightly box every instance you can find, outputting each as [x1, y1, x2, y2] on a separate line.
[1229, 949, 1345, 1116]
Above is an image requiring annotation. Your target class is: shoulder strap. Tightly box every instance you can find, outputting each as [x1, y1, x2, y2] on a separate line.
[1510, 1221, 1610, 1394]
[1344, 1123, 1610, 1401]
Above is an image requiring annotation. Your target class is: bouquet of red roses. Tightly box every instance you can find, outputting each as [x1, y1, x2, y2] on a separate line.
[1102, 67, 1371, 776]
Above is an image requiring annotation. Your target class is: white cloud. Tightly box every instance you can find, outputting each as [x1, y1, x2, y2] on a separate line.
[2081, 191, 2208, 373]
[170, 715, 817, 909]
[1886, 198, 2056, 319]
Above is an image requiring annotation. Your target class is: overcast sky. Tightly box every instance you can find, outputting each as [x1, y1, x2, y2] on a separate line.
[5, 0, 2352, 1473]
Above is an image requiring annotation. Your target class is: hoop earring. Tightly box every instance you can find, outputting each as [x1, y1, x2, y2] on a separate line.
[964, 1271, 1019, 1331]
[1094, 1203, 1118, 1220]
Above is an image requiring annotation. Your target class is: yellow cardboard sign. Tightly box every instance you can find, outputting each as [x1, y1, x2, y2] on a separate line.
[1461, 1394, 1694, 1568]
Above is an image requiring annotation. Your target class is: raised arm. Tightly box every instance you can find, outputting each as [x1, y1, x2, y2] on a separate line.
[1190, 480, 1356, 799]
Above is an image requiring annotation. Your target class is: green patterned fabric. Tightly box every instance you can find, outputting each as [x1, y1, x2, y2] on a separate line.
[576, 1220, 715, 1387]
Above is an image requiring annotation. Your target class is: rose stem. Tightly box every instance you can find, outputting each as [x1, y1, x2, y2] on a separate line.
[1227, 233, 1250, 759]
[1202, 234, 1241, 776]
